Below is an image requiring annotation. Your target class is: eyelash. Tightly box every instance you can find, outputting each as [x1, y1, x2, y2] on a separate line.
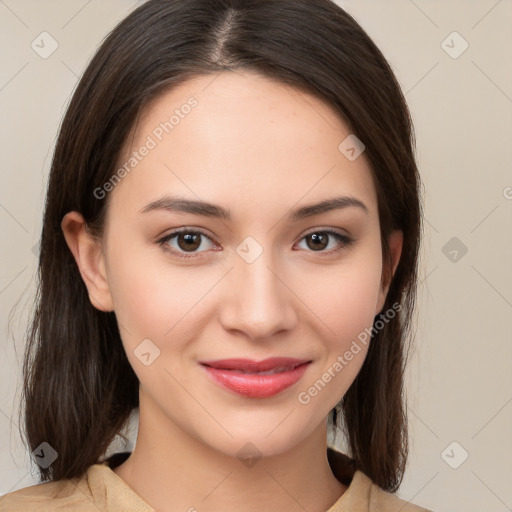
[157, 227, 355, 260]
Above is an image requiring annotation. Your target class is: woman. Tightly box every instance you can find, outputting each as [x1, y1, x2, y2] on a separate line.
[1, 0, 430, 510]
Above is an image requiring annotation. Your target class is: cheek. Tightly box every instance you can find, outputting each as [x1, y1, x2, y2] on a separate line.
[294, 257, 382, 410]
[105, 253, 213, 391]
[106, 244, 196, 344]
[298, 249, 383, 345]
[105, 244, 227, 369]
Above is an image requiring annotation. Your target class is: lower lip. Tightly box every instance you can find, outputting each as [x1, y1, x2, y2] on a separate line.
[201, 362, 311, 398]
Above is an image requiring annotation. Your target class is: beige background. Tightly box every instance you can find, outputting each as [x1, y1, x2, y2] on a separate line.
[1, 1, 511, 510]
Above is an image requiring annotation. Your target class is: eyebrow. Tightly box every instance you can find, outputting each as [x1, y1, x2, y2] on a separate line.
[139, 195, 368, 221]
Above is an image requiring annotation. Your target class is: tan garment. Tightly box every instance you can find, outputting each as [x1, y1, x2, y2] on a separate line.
[0, 448, 433, 511]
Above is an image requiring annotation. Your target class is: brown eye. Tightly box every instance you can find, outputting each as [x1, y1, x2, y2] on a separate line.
[297, 230, 354, 254]
[158, 229, 216, 258]
[305, 232, 329, 251]
[176, 232, 202, 252]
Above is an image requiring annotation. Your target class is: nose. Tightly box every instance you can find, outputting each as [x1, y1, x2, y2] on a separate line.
[218, 249, 298, 340]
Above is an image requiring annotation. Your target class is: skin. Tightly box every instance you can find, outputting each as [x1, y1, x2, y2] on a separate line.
[62, 70, 402, 512]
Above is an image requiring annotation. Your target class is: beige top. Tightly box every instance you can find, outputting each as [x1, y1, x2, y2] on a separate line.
[0, 449, 433, 511]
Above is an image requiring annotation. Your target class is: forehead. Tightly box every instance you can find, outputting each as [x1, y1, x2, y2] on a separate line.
[109, 70, 378, 223]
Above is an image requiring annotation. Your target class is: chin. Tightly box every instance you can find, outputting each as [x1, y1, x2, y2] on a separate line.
[198, 425, 311, 463]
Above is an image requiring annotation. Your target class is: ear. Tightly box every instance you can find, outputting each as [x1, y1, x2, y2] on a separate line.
[61, 211, 114, 312]
[375, 229, 403, 315]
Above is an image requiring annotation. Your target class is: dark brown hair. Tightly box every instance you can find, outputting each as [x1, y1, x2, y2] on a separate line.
[20, 0, 422, 492]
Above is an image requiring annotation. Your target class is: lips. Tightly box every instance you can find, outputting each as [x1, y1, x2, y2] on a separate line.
[199, 357, 312, 398]
[199, 357, 310, 373]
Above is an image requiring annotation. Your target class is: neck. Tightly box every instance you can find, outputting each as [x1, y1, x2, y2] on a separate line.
[113, 392, 347, 512]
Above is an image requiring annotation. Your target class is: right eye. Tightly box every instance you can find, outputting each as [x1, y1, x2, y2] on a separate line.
[157, 228, 219, 259]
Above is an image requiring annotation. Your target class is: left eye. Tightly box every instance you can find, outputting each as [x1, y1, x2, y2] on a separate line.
[296, 230, 354, 253]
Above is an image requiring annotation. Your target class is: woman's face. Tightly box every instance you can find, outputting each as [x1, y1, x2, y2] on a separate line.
[70, 70, 402, 458]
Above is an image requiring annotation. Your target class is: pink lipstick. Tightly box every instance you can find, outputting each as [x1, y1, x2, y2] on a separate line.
[199, 357, 311, 398]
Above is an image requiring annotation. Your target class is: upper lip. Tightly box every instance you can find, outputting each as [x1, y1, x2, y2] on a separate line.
[200, 357, 311, 372]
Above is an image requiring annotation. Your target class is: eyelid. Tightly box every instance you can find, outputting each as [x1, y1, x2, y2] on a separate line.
[301, 226, 351, 238]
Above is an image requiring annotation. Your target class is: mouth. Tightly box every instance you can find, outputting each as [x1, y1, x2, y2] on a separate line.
[199, 357, 312, 398]
[200, 357, 310, 372]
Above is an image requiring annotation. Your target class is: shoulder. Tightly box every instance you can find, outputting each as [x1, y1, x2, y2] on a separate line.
[326, 448, 434, 512]
[0, 459, 154, 512]
[0, 469, 98, 511]
[356, 470, 434, 512]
